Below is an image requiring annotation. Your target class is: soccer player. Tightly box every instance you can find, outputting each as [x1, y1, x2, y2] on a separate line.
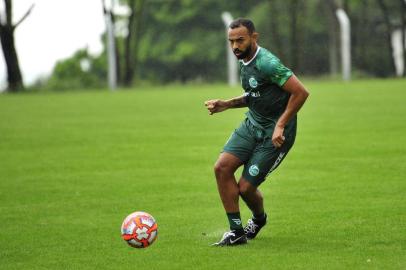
[205, 18, 309, 246]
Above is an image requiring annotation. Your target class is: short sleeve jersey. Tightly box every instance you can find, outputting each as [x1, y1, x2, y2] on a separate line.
[239, 47, 293, 129]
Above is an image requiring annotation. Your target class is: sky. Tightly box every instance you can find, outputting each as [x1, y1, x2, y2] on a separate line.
[0, 0, 106, 89]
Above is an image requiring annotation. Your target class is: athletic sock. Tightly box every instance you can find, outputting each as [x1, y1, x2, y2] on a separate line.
[226, 212, 244, 235]
[253, 212, 267, 224]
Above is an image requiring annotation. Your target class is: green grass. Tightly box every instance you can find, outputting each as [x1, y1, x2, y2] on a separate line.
[0, 79, 405, 269]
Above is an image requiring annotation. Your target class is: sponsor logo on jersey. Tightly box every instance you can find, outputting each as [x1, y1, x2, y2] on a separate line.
[250, 91, 260, 97]
[249, 164, 260, 176]
[249, 77, 258, 88]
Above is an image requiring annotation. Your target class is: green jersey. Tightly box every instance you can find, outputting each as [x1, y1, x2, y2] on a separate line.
[239, 46, 293, 130]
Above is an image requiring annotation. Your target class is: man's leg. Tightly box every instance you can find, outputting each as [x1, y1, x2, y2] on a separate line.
[214, 152, 243, 224]
[238, 177, 264, 215]
[238, 177, 267, 240]
[212, 119, 256, 245]
[212, 152, 247, 246]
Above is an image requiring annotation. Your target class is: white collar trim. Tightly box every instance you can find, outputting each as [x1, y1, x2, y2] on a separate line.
[241, 46, 261, 66]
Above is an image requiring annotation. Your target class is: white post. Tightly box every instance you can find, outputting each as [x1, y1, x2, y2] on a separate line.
[104, 0, 117, 90]
[221, 12, 238, 87]
[336, 8, 351, 81]
[391, 29, 404, 77]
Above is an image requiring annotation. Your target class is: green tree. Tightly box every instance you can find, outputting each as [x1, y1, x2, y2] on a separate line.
[123, 0, 145, 86]
[136, 0, 264, 83]
[47, 49, 106, 91]
[46, 0, 404, 90]
[399, 0, 406, 77]
[250, 0, 331, 75]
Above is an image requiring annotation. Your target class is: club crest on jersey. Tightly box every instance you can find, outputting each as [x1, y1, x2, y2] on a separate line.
[249, 164, 260, 176]
[249, 77, 258, 88]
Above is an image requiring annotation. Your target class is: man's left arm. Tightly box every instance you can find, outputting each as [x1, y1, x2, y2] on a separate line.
[272, 74, 309, 148]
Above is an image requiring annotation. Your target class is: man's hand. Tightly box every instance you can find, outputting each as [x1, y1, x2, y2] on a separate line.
[272, 125, 285, 148]
[204, 99, 229, 115]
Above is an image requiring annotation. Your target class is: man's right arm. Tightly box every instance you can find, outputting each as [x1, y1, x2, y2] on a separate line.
[205, 94, 247, 115]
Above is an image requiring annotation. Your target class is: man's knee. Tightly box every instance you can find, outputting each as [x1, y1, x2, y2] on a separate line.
[214, 159, 232, 178]
[238, 179, 256, 197]
[214, 153, 241, 178]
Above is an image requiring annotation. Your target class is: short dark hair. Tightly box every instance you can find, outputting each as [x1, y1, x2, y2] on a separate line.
[229, 18, 256, 35]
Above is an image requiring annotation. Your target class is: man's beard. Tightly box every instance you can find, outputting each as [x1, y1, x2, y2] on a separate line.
[234, 44, 252, 60]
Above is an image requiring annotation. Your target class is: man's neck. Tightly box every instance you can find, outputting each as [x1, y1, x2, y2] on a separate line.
[243, 44, 259, 64]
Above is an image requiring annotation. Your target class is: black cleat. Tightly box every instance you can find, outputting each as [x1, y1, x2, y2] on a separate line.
[244, 215, 267, 240]
[212, 230, 247, 246]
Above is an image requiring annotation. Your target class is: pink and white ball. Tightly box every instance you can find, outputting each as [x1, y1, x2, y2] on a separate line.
[121, 211, 158, 248]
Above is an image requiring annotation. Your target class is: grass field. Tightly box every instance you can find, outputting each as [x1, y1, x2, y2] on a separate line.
[0, 79, 405, 269]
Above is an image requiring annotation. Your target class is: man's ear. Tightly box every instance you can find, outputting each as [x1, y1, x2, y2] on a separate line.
[252, 32, 259, 42]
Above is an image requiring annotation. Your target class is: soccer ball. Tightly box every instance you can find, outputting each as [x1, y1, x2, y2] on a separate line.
[121, 211, 158, 248]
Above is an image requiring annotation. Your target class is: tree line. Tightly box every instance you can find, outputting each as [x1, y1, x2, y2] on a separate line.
[1, 0, 406, 92]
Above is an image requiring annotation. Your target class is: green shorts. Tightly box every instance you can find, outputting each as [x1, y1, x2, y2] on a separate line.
[223, 117, 296, 187]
